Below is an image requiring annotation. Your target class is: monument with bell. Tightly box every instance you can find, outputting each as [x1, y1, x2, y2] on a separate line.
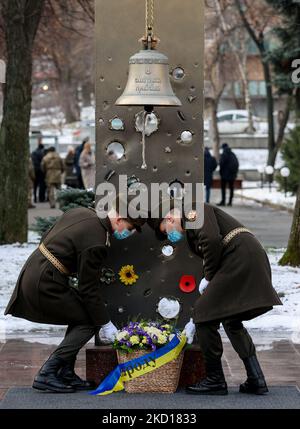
[86, 0, 206, 387]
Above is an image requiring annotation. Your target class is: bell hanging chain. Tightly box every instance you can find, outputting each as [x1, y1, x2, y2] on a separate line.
[145, 0, 155, 38]
[141, 0, 159, 49]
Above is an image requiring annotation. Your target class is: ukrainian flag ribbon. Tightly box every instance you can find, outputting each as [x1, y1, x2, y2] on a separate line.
[89, 334, 186, 396]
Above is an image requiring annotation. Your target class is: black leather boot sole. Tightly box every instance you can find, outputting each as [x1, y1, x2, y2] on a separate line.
[239, 384, 268, 395]
[32, 380, 75, 393]
[186, 386, 228, 396]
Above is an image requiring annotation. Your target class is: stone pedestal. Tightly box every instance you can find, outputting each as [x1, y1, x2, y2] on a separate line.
[86, 346, 206, 388]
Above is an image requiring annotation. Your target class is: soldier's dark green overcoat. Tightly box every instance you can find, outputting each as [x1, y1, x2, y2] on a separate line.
[5, 208, 111, 326]
[186, 204, 282, 323]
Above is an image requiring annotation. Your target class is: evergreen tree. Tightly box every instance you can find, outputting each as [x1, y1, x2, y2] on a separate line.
[266, 0, 300, 111]
[32, 188, 95, 236]
[277, 127, 300, 194]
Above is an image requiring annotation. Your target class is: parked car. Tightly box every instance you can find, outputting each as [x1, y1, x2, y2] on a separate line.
[204, 110, 262, 135]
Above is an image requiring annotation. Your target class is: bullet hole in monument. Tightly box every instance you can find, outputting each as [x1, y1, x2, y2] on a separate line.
[165, 146, 172, 153]
[106, 141, 125, 161]
[104, 170, 116, 181]
[99, 118, 105, 126]
[194, 62, 199, 68]
[103, 101, 110, 110]
[144, 289, 152, 297]
[100, 76, 105, 82]
[186, 170, 191, 177]
[171, 67, 185, 81]
[188, 95, 197, 103]
[162, 245, 174, 257]
[177, 111, 186, 122]
[153, 166, 158, 172]
[117, 85, 121, 91]
[126, 291, 131, 297]
[118, 306, 125, 314]
[190, 86, 196, 92]
[167, 131, 172, 137]
[109, 117, 125, 131]
[194, 156, 199, 161]
[181, 131, 193, 144]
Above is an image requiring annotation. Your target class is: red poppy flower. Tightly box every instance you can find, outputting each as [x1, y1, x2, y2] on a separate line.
[179, 275, 196, 293]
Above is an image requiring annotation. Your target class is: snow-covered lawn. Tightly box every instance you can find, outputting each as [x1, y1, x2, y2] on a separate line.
[0, 238, 299, 342]
[236, 182, 296, 211]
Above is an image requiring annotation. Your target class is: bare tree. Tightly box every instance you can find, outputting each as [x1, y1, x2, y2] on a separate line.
[204, 4, 226, 160]
[0, 0, 94, 244]
[234, 0, 290, 166]
[214, 0, 255, 132]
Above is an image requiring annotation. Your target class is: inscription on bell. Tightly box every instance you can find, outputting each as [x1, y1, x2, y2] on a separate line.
[135, 77, 162, 93]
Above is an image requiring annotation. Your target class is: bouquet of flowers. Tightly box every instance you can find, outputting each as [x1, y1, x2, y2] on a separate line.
[113, 320, 181, 354]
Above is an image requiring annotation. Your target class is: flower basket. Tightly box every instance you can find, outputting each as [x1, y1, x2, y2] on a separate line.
[113, 321, 185, 394]
[117, 348, 184, 393]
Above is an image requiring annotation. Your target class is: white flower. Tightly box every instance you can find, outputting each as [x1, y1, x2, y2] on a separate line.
[116, 331, 128, 341]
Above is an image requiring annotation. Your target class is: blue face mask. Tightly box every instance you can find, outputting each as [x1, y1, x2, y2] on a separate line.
[114, 228, 132, 240]
[167, 229, 184, 243]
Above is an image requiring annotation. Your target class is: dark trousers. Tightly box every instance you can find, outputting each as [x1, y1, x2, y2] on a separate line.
[221, 179, 234, 205]
[33, 170, 46, 203]
[51, 325, 99, 363]
[205, 185, 211, 203]
[196, 315, 256, 370]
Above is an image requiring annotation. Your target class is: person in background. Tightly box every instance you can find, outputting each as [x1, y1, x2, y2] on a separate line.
[79, 141, 96, 190]
[41, 147, 64, 209]
[28, 157, 36, 209]
[218, 143, 239, 207]
[31, 136, 46, 203]
[64, 146, 78, 188]
[74, 137, 89, 189]
[204, 147, 217, 203]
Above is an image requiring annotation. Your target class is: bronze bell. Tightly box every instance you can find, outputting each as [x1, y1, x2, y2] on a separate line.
[115, 49, 182, 107]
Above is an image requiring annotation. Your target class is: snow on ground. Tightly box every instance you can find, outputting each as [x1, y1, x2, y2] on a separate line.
[236, 182, 296, 210]
[0, 238, 300, 342]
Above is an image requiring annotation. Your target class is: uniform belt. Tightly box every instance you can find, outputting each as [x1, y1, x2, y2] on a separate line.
[222, 227, 252, 246]
[39, 242, 71, 276]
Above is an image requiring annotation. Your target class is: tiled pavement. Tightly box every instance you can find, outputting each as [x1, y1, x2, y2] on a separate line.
[0, 335, 299, 402]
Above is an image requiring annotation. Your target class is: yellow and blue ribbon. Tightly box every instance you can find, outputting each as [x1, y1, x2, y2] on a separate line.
[89, 334, 186, 396]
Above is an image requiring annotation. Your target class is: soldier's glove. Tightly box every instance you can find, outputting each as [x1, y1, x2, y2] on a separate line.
[199, 277, 209, 295]
[99, 321, 118, 344]
[182, 318, 196, 345]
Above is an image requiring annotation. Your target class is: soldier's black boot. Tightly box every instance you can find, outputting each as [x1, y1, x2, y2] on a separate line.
[240, 355, 268, 395]
[58, 358, 96, 391]
[186, 360, 228, 396]
[32, 355, 75, 393]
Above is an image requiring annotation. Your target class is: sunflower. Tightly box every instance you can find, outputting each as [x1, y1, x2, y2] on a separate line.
[119, 265, 139, 285]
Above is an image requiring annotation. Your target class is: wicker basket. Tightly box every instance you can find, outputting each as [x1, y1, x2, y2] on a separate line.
[117, 349, 184, 393]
